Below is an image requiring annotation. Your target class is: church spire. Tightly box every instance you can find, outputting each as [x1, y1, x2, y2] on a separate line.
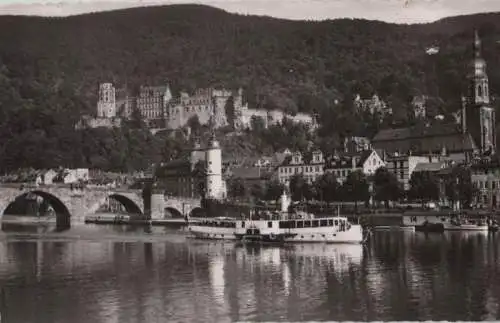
[465, 29, 495, 155]
[468, 30, 489, 105]
[474, 29, 482, 58]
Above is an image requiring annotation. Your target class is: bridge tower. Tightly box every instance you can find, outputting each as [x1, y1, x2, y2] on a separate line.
[205, 124, 224, 200]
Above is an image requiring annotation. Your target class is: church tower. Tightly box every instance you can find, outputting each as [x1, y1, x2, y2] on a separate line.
[465, 30, 495, 154]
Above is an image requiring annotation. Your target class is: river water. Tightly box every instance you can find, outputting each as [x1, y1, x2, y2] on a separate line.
[0, 224, 499, 322]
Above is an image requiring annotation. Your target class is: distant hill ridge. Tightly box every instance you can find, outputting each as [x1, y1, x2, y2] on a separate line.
[0, 4, 499, 115]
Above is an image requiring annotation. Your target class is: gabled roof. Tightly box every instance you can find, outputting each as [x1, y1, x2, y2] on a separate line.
[413, 162, 446, 172]
[373, 123, 463, 142]
[228, 167, 273, 180]
[279, 155, 294, 167]
[372, 123, 476, 154]
[161, 158, 191, 168]
[357, 150, 375, 166]
[325, 151, 369, 170]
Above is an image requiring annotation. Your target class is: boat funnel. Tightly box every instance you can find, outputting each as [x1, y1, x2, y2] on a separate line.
[281, 190, 291, 213]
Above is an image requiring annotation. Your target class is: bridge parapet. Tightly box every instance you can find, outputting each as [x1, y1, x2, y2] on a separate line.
[0, 185, 145, 224]
[0, 183, 203, 223]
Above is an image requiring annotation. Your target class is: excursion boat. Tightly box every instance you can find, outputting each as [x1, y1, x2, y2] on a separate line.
[188, 193, 366, 244]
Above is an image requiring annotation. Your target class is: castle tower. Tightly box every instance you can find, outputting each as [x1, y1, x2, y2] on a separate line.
[211, 89, 229, 128]
[465, 30, 495, 154]
[162, 84, 173, 128]
[205, 117, 224, 200]
[231, 88, 243, 129]
[97, 83, 117, 118]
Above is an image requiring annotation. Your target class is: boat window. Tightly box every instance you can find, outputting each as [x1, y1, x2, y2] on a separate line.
[312, 220, 319, 227]
[268, 221, 273, 228]
[296, 221, 304, 228]
[279, 221, 291, 229]
[320, 219, 328, 227]
[304, 220, 311, 228]
[241, 221, 245, 228]
[328, 220, 333, 226]
[334, 220, 339, 226]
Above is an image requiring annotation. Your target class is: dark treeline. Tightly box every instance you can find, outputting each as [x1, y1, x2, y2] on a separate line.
[0, 5, 500, 171]
[0, 65, 190, 173]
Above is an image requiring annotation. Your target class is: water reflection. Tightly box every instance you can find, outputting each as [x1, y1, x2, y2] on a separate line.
[0, 228, 499, 322]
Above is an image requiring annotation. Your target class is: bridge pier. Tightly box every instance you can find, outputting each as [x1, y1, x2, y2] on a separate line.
[150, 193, 165, 220]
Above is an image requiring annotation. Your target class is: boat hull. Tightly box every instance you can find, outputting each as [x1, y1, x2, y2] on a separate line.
[443, 223, 489, 231]
[403, 212, 490, 232]
[375, 225, 415, 232]
[188, 218, 364, 244]
[414, 223, 445, 233]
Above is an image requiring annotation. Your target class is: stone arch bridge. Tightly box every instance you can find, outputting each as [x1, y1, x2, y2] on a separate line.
[0, 184, 201, 225]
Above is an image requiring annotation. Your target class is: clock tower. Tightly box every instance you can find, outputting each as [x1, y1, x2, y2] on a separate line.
[465, 30, 495, 154]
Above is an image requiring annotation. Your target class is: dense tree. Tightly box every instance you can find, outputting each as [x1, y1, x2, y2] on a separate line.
[0, 7, 499, 172]
[227, 177, 247, 199]
[444, 165, 478, 209]
[289, 174, 312, 202]
[127, 106, 146, 129]
[373, 167, 403, 207]
[264, 179, 285, 202]
[340, 170, 370, 211]
[250, 116, 266, 133]
[191, 160, 207, 197]
[314, 172, 340, 204]
[409, 171, 440, 204]
[187, 115, 202, 135]
[249, 183, 265, 200]
[224, 96, 236, 128]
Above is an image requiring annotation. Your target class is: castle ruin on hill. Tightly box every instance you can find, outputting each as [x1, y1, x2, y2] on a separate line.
[76, 83, 318, 132]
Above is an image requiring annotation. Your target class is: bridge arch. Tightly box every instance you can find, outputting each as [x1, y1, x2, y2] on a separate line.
[3, 190, 71, 227]
[164, 207, 183, 218]
[108, 194, 143, 215]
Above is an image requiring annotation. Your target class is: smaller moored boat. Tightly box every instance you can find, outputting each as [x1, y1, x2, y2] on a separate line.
[443, 214, 488, 231]
[487, 217, 499, 233]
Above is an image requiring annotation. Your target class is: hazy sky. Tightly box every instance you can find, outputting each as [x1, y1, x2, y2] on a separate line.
[0, 0, 499, 24]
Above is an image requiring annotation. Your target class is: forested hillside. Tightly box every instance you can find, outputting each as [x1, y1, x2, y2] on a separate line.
[0, 5, 499, 172]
